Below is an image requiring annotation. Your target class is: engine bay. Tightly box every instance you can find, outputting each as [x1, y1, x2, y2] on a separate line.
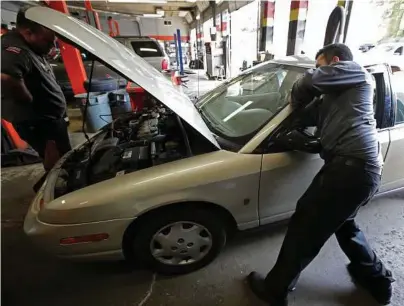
[54, 96, 194, 198]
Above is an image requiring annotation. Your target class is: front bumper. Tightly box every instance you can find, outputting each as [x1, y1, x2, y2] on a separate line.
[23, 187, 134, 261]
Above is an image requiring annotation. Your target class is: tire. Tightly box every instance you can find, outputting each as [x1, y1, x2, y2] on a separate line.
[124, 207, 227, 275]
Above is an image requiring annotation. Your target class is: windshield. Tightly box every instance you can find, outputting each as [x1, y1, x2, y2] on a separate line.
[196, 63, 306, 144]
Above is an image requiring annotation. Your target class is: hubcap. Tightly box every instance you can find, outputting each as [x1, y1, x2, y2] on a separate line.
[150, 221, 213, 266]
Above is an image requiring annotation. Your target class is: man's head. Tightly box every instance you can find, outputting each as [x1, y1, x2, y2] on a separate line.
[315, 43, 353, 68]
[16, 8, 55, 55]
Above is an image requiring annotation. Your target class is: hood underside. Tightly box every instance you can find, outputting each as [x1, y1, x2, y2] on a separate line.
[25, 6, 219, 149]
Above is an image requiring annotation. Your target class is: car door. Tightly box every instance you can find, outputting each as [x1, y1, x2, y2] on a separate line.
[379, 67, 404, 192]
[257, 65, 393, 225]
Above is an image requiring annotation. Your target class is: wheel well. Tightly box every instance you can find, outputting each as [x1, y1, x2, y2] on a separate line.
[122, 201, 238, 255]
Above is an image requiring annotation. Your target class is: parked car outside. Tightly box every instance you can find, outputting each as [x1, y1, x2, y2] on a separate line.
[361, 42, 404, 70]
[114, 36, 170, 72]
[24, 7, 404, 275]
[358, 43, 375, 52]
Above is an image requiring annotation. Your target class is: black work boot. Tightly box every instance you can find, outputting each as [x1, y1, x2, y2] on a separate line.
[347, 263, 395, 305]
[247, 272, 288, 306]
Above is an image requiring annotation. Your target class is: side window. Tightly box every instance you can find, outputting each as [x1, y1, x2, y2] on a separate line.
[391, 71, 404, 124]
[370, 74, 377, 117]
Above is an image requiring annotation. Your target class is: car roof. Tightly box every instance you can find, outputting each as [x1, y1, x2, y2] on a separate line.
[272, 55, 316, 69]
[270, 54, 386, 70]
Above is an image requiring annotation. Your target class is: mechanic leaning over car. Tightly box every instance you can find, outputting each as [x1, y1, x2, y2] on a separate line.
[247, 43, 395, 306]
[1, 8, 71, 191]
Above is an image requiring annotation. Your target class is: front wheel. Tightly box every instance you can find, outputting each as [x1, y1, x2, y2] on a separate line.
[124, 208, 227, 275]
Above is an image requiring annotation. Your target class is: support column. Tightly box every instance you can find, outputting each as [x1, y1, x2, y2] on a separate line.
[286, 0, 309, 56]
[45, 1, 87, 94]
[337, 0, 353, 43]
[259, 0, 276, 53]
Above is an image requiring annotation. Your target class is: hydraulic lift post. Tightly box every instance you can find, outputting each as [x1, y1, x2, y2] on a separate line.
[84, 0, 102, 30]
[286, 0, 309, 56]
[259, 0, 276, 54]
[337, 0, 354, 43]
[176, 29, 184, 75]
[44, 0, 87, 95]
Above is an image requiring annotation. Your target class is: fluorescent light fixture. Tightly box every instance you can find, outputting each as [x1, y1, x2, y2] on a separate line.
[178, 11, 188, 17]
[185, 0, 197, 2]
[108, 0, 167, 3]
[143, 14, 163, 18]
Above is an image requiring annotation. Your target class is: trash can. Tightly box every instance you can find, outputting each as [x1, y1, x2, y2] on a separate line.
[108, 89, 132, 119]
[75, 92, 112, 133]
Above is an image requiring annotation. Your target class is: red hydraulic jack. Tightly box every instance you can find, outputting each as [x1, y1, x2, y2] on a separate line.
[126, 82, 146, 111]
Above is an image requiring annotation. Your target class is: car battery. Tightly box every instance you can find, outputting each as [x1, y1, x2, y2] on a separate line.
[121, 146, 150, 173]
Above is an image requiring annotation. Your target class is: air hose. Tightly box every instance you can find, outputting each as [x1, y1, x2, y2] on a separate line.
[323, 6, 346, 46]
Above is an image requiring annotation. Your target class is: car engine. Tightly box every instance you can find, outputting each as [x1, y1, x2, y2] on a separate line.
[55, 97, 190, 197]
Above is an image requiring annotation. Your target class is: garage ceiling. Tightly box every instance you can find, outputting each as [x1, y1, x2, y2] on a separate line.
[66, 0, 198, 17]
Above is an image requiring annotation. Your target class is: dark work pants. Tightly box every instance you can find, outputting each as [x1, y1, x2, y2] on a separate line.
[15, 118, 72, 191]
[265, 160, 389, 297]
[14, 117, 72, 159]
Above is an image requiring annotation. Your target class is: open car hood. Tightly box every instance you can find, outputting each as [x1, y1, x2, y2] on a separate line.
[25, 7, 219, 149]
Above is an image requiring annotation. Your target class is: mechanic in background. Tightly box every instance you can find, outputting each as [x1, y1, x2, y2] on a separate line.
[1, 9, 71, 191]
[247, 43, 394, 306]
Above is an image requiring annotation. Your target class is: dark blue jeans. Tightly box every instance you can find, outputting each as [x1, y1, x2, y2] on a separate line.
[265, 159, 389, 296]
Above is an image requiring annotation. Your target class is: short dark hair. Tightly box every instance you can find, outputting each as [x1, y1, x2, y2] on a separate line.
[16, 8, 43, 32]
[315, 43, 353, 62]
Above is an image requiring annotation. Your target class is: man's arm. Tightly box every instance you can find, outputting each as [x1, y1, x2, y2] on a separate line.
[290, 61, 370, 109]
[1, 47, 33, 104]
[290, 70, 321, 109]
[1, 73, 33, 103]
[311, 61, 370, 94]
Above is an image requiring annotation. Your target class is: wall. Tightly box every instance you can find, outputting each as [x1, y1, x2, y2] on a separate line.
[1, 1, 23, 24]
[303, 0, 337, 58]
[138, 16, 189, 39]
[96, 13, 141, 36]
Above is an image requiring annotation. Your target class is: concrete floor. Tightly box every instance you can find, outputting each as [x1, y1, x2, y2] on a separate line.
[1, 163, 403, 306]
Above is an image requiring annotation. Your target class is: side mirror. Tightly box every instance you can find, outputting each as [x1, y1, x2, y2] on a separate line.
[273, 129, 321, 154]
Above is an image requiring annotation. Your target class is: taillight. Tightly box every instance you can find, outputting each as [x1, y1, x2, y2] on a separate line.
[162, 59, 168, 70]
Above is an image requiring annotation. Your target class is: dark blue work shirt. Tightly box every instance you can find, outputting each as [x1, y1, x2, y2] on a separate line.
[1, 30, 66, 123]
